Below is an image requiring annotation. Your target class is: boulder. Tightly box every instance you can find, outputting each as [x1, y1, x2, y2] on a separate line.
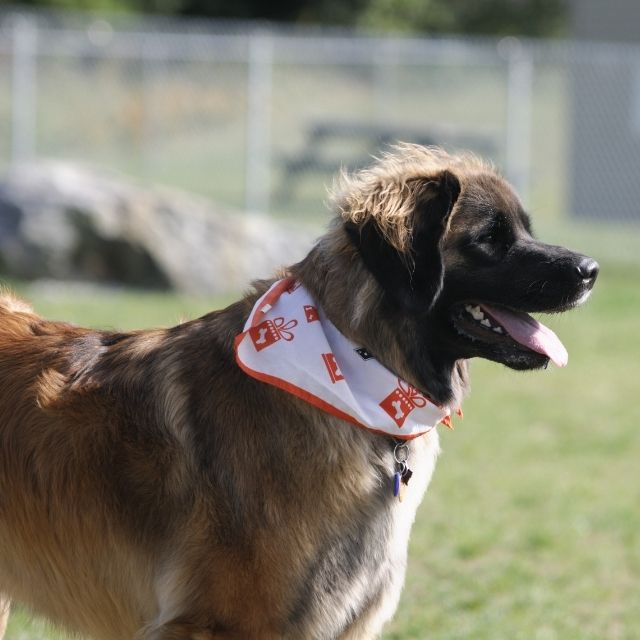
[0, 162, 317, 294]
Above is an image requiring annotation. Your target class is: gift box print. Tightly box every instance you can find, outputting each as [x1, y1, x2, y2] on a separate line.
[322, 352, 345, 383]
[304, 305, 319, 323]
[249, 317, 298, 351]
[380, 380, 428, 428]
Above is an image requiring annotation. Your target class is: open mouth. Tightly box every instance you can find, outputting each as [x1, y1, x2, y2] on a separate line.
[451, 302, 568, 367]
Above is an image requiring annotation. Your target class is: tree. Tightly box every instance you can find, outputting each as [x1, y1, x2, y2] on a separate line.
[6, 0, 568, 37]
[358, 0, 567, 37]
[175, 0, 370, 24]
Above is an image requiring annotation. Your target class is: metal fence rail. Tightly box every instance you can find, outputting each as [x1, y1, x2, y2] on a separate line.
[1, 11, 639, 247]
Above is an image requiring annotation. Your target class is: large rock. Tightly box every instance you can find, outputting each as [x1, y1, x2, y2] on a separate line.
[0, 163, 317, 294]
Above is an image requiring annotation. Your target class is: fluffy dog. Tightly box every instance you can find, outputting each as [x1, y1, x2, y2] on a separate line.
[0, 145, 598, 639]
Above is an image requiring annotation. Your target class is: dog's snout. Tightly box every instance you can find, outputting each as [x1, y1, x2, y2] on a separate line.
[576, 257, 599, 283]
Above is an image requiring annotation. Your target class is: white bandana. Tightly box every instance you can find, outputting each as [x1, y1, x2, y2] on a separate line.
[234, 278, 452, 440]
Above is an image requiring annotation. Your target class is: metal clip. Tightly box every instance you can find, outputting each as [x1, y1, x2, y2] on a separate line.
[392, 441, 412, 499]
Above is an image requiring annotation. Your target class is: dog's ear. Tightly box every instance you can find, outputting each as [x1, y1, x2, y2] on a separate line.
[345, 170, 460, 313]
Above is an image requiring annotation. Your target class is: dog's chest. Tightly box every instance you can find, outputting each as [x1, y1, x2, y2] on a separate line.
[291, 431, 440, 640]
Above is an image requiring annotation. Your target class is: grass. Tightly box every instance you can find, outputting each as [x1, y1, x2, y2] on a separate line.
[9, 281, 232, 331]
[3, 261, 639, 639]
[383, 261, 640, 640]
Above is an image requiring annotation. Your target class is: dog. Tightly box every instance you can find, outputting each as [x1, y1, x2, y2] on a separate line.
[0, 145, 598, 639]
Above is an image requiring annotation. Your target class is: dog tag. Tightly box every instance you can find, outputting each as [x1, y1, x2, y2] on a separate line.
[393, 441, 411, 499]
[393, 471, 401, 497]
[401, 466, 413, 486]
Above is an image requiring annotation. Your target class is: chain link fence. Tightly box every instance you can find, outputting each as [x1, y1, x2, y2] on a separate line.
[0, 10, 638, 263]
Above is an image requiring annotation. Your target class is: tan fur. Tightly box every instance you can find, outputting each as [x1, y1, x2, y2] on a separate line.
[0, 597, 8, 638]
[0, 283, 442, 640]
[0, 146, 550, 639]
[331, 144, 490, 254]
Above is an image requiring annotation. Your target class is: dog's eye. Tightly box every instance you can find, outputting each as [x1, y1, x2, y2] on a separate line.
[478, 231, 497, 244]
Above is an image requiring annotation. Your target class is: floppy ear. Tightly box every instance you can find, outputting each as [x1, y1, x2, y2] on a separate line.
[345, 170, 460, 313]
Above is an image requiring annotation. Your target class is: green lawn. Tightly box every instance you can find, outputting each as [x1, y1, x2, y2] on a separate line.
[385, 262, 640, 640]
[4, 262, 639, 640]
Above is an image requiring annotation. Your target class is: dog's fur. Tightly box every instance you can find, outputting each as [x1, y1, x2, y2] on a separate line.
[0, 145, 597, 639]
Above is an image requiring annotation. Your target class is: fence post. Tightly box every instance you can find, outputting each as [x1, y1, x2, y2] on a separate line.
[245, 30, 273, 215]
[142, 33, 163, 180]
[373, 38, 397, 124]
[503, 38, 533, 205]
[10, 15, 38, 165]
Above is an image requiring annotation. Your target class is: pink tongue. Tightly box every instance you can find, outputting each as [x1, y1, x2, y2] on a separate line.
[482, 305, 568, 367]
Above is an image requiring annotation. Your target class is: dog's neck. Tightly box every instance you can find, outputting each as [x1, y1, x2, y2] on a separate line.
[289, 227, 468, 410]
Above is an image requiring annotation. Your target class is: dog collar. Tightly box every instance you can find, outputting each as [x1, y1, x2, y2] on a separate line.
[234, 278, 452, 440]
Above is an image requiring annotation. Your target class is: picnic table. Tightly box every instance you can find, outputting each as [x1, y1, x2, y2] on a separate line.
[275, 120, 498, 204]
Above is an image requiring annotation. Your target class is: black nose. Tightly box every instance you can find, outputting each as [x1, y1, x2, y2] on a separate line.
[576, 257, 599, 281]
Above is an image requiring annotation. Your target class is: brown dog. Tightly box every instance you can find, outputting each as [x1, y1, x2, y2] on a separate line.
[0, 146, 598, 639]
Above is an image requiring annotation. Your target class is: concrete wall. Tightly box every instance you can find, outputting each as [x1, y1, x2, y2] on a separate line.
[569, 0, 640, 43]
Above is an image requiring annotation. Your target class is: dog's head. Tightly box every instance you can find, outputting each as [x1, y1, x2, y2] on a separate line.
[326, 145, 598, 406]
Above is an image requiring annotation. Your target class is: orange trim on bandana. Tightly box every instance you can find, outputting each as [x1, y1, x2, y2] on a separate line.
[233, 335, 426, 441]
[234, 279, 450, 441]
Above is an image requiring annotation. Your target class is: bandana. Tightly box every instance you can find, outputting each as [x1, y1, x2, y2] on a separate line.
[234, 278, 452, 440]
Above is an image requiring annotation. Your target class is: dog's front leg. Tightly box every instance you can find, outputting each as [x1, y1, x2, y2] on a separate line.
[0, 595, 10, 640]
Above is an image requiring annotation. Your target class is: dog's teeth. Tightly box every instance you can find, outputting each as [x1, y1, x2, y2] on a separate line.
[470, 306, 484, 321]
[480, 318, 491, 327]
[493, 326, 504, 334]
